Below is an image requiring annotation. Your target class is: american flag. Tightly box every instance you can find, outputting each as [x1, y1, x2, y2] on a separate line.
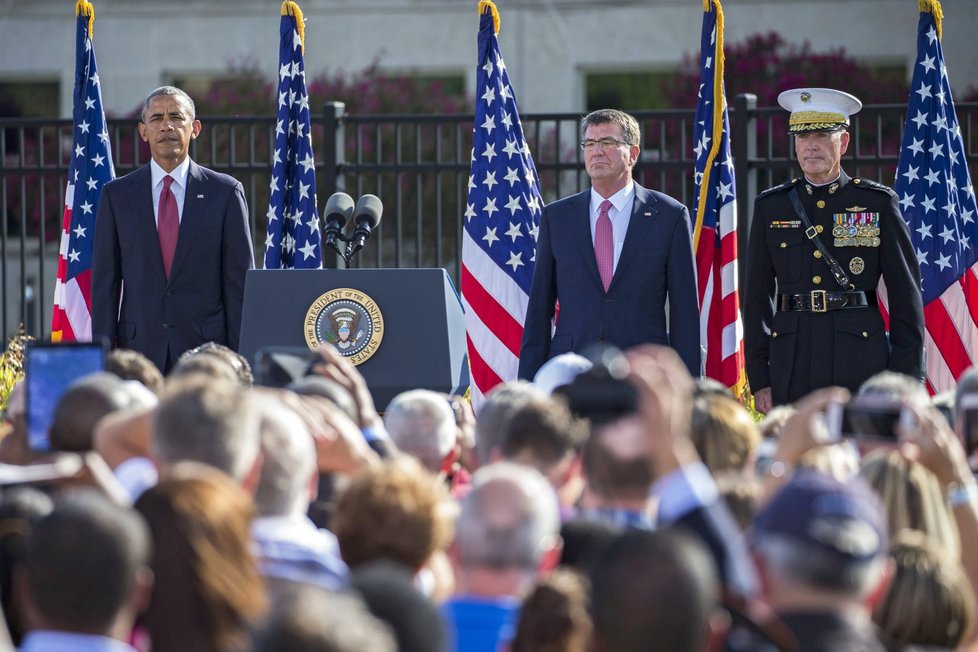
[461, 0, 542, 409]
[691, 0, 746, 397]
[264, 1, 321, 270]
[52, 1, 114, 343]
[891, 1, 978, 393]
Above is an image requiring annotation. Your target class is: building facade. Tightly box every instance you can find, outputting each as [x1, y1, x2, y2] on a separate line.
[1, 0, 976, 117]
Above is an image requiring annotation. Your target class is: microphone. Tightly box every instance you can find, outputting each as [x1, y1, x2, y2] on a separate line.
[350, 194, 383, 255]
[323, 192, 354, 254]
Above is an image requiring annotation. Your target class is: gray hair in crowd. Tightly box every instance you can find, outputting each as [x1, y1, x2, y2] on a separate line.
[455, 462, 559, 572]
[253, 394, 316, 517]
[384, 390, 456, 472]
[752, 534, 887, 599]
[474, 382, 546, 466]
[857, 371, 928, 404]
[153, 375, 259, 482]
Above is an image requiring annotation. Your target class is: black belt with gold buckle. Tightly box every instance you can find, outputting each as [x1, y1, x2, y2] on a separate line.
[778, 290, 875, 313]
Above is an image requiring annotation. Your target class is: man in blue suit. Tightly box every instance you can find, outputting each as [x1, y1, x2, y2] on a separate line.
[519, 109, 700, 379]
[92, 86, 255, 373]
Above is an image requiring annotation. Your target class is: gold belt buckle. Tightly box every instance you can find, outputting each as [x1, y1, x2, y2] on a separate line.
[810, 290, 827, 313]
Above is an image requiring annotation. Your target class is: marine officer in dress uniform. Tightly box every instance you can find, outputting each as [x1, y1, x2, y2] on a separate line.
[745, 88, 924, 413]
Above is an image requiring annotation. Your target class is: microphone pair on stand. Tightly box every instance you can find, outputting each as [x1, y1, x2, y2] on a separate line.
[323, 193, 383, 265]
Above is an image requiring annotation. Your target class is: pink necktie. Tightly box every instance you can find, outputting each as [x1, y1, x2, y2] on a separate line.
[158, 175, 179, 279]
[595, 199, 614, 292]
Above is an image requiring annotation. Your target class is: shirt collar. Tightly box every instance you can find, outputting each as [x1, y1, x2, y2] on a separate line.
[803, 172, 841, 188]
[591, 180, 635, 215]
[150, 156, 191, 190]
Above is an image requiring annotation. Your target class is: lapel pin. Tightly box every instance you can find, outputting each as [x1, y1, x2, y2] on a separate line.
[644, 212, 652, 216]
[197, 194, 204, 199]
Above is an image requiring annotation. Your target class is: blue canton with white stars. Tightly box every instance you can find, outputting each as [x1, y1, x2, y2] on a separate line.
[265, 13, 321, 269]
[894, 12, 978, 304]
[465, 10, 542, 291]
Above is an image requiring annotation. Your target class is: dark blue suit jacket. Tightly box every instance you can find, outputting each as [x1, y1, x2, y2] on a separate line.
[518, 184, 701, 378]
[91, 161, 255, 371]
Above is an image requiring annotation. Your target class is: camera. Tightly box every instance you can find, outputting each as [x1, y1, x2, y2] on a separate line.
[959, 394, 978, 456]
[825, 396, 911, 442]
[253, 346, 323, 388]
[553, 345, 637, 426]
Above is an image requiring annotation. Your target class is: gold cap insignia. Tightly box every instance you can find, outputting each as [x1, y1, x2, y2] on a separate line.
[800, 92, 812, 102]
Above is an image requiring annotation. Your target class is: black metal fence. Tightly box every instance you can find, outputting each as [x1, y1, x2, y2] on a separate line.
[3, 95, 977, 342]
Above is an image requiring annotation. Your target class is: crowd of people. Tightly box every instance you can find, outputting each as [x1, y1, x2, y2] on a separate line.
[0, 339, 975, 652]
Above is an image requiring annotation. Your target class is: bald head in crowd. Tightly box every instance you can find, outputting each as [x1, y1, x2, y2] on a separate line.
[454, 462, 560, 590]
[384, 390, 457, 473]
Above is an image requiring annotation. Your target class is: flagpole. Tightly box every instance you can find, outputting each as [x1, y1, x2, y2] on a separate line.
[692, 0, 726, 251]
[461, 0, 543, 410]
[691, 0, 747, 401]
[52, 0, 114, 342]
[265, 0, 322, 270]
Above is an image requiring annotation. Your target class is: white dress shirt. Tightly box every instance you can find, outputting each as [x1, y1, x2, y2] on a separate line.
[149, 157, 191, 226]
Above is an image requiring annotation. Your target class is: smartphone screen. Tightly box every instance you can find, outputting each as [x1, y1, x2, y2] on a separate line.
[25, 342, 106, 451]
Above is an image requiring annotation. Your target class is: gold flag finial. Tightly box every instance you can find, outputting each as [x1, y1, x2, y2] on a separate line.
[75, 0, 95, 38]
[281, 1, 306, 52]
[918, 0, 943, 40]
[478, 0, 501, 36]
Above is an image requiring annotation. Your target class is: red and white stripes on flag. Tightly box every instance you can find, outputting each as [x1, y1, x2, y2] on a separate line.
[461, 232, 530, 405]
[691, 0, 747, 397]
[880, 268, 978, 394]
[461, 0, 543, 410]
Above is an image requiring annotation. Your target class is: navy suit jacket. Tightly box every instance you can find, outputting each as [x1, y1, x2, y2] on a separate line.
[91, 161, 255, 371]
[518, 183, 700, 379]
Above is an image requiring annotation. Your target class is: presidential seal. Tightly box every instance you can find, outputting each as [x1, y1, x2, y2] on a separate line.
[304, 288, 384, 365]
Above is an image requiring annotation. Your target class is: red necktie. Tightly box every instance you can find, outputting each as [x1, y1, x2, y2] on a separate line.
[595, 199, 614, 292]
[158, 175, 179, 279]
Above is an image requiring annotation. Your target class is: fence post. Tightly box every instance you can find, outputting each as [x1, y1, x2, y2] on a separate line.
[322, 101, 346, 269]
[732, 93, 757, 294]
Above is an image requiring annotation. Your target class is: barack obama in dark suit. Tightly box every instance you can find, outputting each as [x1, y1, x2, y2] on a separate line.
[92, 87, 255, 372]
[519, 109, 700, 380]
